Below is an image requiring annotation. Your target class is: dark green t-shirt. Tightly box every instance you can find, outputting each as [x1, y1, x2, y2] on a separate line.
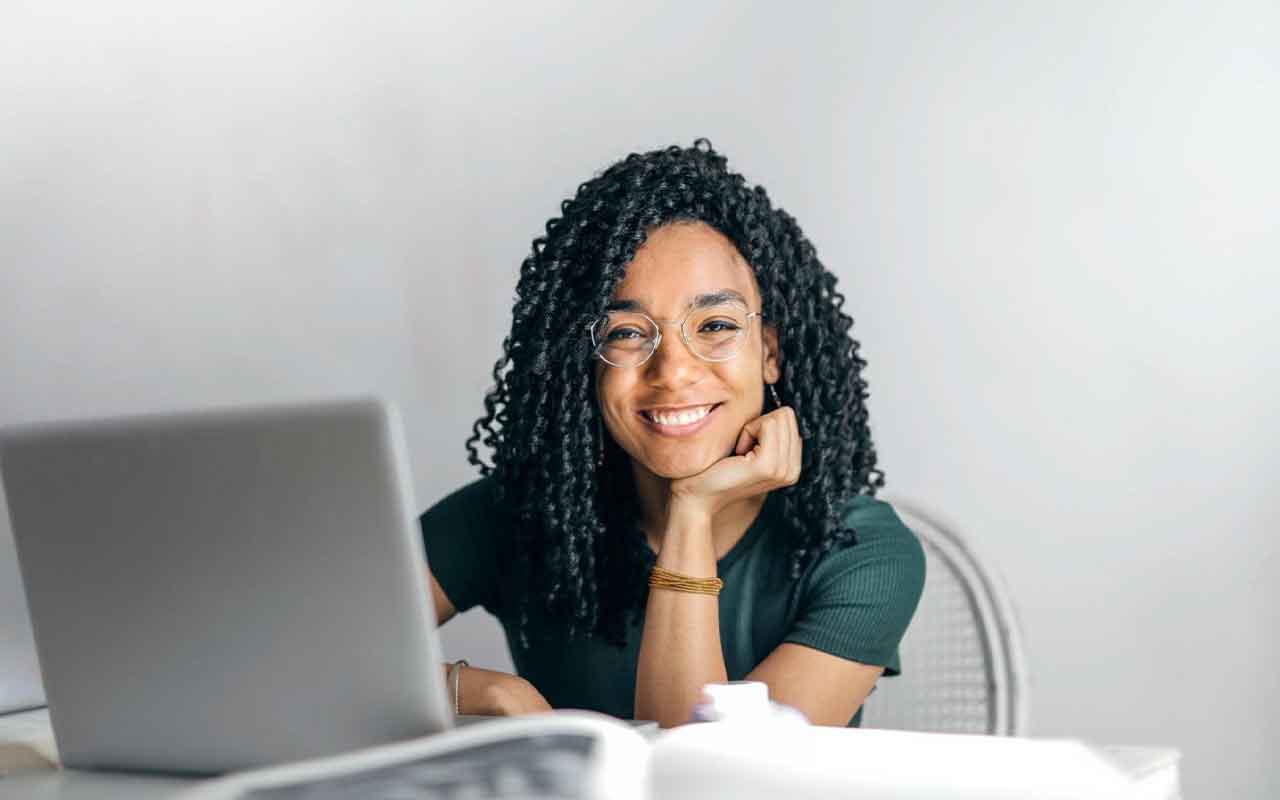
[419, 477, 925, 726]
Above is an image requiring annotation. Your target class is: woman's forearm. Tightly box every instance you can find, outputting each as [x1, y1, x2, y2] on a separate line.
[634, 508, 728, 727]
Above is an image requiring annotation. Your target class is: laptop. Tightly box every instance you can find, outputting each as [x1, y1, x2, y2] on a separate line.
[0, 397, 453, 774]
[0, 489, 44, 716]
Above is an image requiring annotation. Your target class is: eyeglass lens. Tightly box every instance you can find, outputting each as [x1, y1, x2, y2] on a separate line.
[592, 302, 752, 367]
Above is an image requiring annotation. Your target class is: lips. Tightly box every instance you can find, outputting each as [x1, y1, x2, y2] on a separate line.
[637, 403, 722, 437]
[642, 404, 718, 426]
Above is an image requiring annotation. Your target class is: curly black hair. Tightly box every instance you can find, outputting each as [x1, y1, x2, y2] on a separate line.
[465, 139, 883, 648]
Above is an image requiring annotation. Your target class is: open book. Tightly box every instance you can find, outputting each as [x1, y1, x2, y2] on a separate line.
[174, 710, 1172, 800]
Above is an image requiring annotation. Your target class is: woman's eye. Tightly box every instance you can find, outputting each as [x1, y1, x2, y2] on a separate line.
[606, 327, 645, 342]
[700, 320, 741, 333]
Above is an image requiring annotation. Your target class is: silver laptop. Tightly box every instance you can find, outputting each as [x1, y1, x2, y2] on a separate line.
[0, 397, 453, 774]
[0, 489, 44, 715]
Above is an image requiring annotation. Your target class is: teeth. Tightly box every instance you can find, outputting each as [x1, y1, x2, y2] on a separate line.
[648, 405, 714, 426]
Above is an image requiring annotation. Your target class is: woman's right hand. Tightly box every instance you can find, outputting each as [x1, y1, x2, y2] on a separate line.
[667, 406, 803, 523]
[452, 664, 553, 716]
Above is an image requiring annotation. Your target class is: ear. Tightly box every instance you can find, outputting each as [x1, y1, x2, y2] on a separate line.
[762, 323, 781, 384]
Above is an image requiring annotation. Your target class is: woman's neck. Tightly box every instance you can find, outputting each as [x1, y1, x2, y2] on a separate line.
[631, 461, 768, 560]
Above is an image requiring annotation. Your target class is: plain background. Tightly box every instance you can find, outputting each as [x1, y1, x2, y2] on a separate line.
[1, 2, 1275, 797]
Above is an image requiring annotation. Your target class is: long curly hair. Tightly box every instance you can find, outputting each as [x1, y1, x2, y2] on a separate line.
[466, 139, 883, 648]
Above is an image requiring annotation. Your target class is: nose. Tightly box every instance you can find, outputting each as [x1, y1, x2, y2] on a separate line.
[644, 325, 704, 390]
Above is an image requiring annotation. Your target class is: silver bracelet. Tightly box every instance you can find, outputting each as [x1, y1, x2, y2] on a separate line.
[448, 659, 469, 716]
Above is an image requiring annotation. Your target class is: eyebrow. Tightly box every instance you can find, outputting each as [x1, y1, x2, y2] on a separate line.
[605, 289, 749, 313]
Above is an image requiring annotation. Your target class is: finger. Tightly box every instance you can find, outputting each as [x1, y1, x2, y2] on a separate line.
[780, 412, 795, 484]
[786, 408, 802, 484]
[772, 414, 790, 483]
[736, 416, 764, 457]
[761, 409, 796, 487]
[757, 414, 785, 483]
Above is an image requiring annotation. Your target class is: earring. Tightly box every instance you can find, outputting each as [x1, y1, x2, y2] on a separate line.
[768, 383, 782, 409]
[596, 416, 605, 467]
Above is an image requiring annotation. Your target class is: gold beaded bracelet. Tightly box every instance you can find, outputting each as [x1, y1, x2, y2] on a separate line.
[648, 565, 724, 596]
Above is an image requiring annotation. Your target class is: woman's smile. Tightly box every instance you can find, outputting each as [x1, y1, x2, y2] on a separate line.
[638, 402, 724, 437]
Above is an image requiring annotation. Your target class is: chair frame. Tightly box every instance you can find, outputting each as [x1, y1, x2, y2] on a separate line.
[880, 495, 1031, 736]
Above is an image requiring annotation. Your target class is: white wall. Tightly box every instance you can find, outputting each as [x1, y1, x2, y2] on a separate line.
[2, 2, 1275, 797]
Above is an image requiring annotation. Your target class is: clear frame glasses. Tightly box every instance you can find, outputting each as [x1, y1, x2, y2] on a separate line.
[588, 300, 764, 368]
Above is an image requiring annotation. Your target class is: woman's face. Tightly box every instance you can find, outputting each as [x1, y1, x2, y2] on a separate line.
[595, 222, 780, 480]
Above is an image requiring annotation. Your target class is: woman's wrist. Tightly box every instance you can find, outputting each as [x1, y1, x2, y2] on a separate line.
[444, 661, 476, 714]
[446, 665, 550, 716]
[666, 484, 720, 522]
[446, 659, 469, 716]
[655, 503, 716, 574]
[662, 498, 714, 538]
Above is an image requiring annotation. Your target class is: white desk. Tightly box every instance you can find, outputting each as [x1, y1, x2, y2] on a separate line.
[0, 708, 1182, 799]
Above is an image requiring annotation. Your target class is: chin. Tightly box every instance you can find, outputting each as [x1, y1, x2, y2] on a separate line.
[642, 448, 722, 480]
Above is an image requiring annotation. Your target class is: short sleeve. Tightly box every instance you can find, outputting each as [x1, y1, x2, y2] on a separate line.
[784, 496, 926, 676]
[418, 477, 503, 615]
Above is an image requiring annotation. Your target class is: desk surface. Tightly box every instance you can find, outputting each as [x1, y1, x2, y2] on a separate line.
[0, 708, 1182, 800]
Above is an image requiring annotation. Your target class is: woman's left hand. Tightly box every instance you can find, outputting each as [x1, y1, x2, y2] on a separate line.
[667, 406, 802, 522]
[456, 665, 553, 716]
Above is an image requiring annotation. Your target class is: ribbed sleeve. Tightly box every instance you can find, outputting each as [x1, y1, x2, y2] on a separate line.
[783, 496, 926, 676]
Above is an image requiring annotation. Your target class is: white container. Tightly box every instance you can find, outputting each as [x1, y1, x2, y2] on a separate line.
[692, 681, 809, 724]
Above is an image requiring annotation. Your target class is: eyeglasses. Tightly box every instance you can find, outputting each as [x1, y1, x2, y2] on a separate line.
[588, 300, 764, 368]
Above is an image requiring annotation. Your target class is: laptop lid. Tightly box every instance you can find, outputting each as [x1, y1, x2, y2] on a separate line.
[0, 397, 452, 773]
[0, 489, 45, 715]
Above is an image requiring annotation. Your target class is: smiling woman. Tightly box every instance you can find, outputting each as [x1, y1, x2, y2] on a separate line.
[418, 140, 925, 728]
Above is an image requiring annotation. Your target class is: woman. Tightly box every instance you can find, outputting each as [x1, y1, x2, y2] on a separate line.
[420, 139, 925, 728]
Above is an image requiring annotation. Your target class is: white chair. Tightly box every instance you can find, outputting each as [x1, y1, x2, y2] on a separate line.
[860, 498, 1030, 736]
